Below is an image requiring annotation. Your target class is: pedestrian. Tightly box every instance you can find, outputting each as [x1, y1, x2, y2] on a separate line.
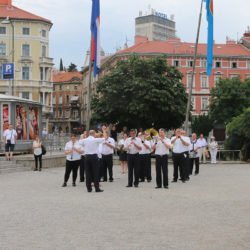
[79, 131, 87, 182]
[189, 133, 201, 175]
[3, 124, 17, 161]
[181, 130, 191, 181]
[208, 136, 218, 164]
[197, 134, 207, 163]
[138, 132, 152, 182]
[79, 126, 107, 192]
[124, 129, 142, 188]
[33, 135, 43, 171]
[171, 129, 190, 183]
[102, 132, 115, 182]
[152, 129, 171, 189]
[117, 133, 128, 174]
[62, 134, 83, 187]
[110, 125, 117, 142]
[42, 128, 47, 136]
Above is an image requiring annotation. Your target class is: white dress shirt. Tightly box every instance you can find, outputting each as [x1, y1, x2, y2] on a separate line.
[124, 137, 142, 154]
[171, 136, 190, 154]
[139, 140, 151, 155]
[102, 137, 115, 155]
[197, 138, 207, 147]
[65, 140, 82, 161]
[79, 136, 105, 155]
[4, 129, 17, 144]
[190, 140, 201, 158]
[98, 144, 103, 159]
[154, 138, 171, 155]
[81, 144, 85, 156]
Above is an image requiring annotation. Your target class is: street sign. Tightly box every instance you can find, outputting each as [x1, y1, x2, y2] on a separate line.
[3, 63, 14, 79]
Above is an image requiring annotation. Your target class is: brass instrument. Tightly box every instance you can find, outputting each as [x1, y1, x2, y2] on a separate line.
[145, 128, 159, 140]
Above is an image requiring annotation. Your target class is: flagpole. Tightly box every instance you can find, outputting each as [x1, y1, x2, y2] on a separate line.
[184, 0, 204, 134]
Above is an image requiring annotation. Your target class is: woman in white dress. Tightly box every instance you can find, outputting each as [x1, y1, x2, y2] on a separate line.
[208, 136, 218, 164]
[117, 133, 128, 174]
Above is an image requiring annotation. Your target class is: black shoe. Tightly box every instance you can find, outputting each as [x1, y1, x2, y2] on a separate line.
[186, 177, 190, 181]
[164, 186, 168, 189]
[80, 179, 84, 182]
[147, 179, 151, 183]
[34, 168, 38, 171]
[62, 183, 67, 187]
[103, 179, 107, 182]
[195, 173, 199, 175]
[126, 185, 132, 188]
[155, 186, 161, 189]
[87, 189, 92, 192]
[171, 180, 177, 183]
[95, 189, 104, 192]
[182, 180, 186, 183]
[39, 168, 42, 171]
[134, 184, 138, 188]
[72, 183, 76, 187]
[109, 179, 113, 182]
[139, 179, 145, 182]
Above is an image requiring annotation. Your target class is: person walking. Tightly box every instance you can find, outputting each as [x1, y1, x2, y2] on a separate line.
[3, 124, 17, 161]
[197, 134, 207, 163]
[189, 133, 201, 175]
[117, 133, 128, 174]
[33, 135, 43, 171]
[208, 136, 218, 164]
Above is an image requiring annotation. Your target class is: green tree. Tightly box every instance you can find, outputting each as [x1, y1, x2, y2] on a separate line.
[225, 107, 250, 161]
[209, 77, 250, 125]
[68, 63, 77, 72]
[191, 114, 213, 137]
[91, 55, 188, 130]
[59, 58, 64, 71]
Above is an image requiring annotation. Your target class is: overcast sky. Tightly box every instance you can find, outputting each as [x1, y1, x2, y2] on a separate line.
[13, 0, 250, 70]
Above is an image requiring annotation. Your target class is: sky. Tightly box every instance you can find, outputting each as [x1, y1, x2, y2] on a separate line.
[13, 0, 250, 70]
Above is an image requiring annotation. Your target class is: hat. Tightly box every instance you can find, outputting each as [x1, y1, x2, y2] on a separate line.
[210, 136, 215, 139]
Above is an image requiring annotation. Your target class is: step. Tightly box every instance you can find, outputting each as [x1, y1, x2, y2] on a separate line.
[0, 166, 30, 174]
[0, 163, 26, 169]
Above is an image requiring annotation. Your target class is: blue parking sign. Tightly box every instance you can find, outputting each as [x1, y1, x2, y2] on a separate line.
[3, 63, 14, 79]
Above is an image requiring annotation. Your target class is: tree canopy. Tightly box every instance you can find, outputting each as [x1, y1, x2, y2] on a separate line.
[59, 58, 64, 71]
[91, 55, 188, 130]
[68, 63, 78, 72]
[209, 77, 250, 125]
[191, 114, 213, 137]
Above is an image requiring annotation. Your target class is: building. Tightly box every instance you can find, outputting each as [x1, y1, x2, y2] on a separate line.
[135, 8, 176, 42]
[49, 71, 83, 134]
[0, 0, 54, 129]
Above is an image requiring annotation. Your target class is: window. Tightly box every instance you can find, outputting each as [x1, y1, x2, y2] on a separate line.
[42, 45, 46, 57]
[66, 95, 70, 103]
[72, 110, 79, 120]
[53, 85, 55, 91]
[66, 85, 70, 90]
[215, 61, 221, 68]
[188, 60, 193, 67]
[247, 61, 250, 69]
[173, 60, 179, 67]
[0, 43, 6, 55]
[22, 67, 29, 80]
[42, 29, 46, 38]
[214, 75, 222, 86]
[191, 97, 196, 111]
[59, 84, 62, 90]
[74, 85, 78, 90]
[65, 110, 70, 118]
[187, 74, 195, 88]
[201, 61, 206, 68]
[53, 96, 56, 104]
[0, 66, 3, 79]
[22, 44, 30, 57]
[58, 109, 62, 118]
[201, 75, 208, 89]
[22, 92, 29, 99]
[201, 97, 209, 110]
[59, 95, 63, 104]
[231, 62, 237, 68]
[23, 27, 30, 35]
[231, 74, 239, 79]
[0, 27, 6, 34]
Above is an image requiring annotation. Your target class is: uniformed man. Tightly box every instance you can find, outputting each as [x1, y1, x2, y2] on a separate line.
[171, 129, 190, 183]
[152, 129, 171, 189]
[62, 134, 83, 187]
[181, 130, 191, 181]
[124, 129, 142, 188]
[79, 131, 87, 182]
[79, 127, 107, 193]
[189, 133, 201, 175]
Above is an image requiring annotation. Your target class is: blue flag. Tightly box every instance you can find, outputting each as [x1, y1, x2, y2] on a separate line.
[204, 0, 214, 76]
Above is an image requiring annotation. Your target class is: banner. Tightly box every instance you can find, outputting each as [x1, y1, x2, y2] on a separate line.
[3, 104, 9, 133]
[16, 105, 28, 140]
[29, 107, 39, 140]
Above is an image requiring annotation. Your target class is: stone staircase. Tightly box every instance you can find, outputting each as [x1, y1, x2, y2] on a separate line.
[0, 158, 30, 174]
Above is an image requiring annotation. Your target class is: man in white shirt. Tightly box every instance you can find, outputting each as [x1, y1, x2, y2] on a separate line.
[138, 132, 152, 182]
[189, 133, 201, 175]
[62, 134, 83, 187]
[181, 130, 191, 181]
[3, 124, 17, 161]
[197, 134, 207, 163]
[171, 128, 190, 183]
[102, 133, 115, 182]
[79, 131, 87, 182]
[124, 129, 142, 188]
[152, 129, 171, 189]
[79, 126, 107, 192]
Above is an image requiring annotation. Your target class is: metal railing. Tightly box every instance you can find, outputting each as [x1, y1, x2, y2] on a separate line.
[216, 150, 241, 161]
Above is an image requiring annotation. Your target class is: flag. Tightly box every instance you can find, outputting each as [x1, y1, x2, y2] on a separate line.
[91, 0, 101, 78]
[204, 0, 214, 76]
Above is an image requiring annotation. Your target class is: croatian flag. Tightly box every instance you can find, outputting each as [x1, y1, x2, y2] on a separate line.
[91, 0, 101, 78]
[204, 0, 214, 76]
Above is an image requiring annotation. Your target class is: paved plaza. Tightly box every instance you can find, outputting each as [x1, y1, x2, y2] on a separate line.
[0, 163, 250, 250]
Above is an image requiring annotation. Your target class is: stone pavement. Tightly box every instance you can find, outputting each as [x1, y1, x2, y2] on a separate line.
[0, 163, 250, 250]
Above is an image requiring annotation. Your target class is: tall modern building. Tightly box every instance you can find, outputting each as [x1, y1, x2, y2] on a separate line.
[0, 0, 54, 129]
[135, 8, 176, 42]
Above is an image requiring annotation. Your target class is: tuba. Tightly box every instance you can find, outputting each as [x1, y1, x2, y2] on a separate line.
[145, 128, 159, 141]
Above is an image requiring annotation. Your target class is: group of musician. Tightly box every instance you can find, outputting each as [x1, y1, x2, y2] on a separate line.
[62, 126, 205, 193]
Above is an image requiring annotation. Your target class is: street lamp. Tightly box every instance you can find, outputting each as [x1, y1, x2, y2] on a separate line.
[1, 16, 15, 96]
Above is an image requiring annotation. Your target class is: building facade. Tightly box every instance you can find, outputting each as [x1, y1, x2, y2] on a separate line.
[49, 71, 83, 134]
[0, 0, 54, 129]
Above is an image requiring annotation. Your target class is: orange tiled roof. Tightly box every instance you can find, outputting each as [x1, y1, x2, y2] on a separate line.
[53, 71, 82, 83]
[117, 40, 250, 57]
[0, 5, 52, 24]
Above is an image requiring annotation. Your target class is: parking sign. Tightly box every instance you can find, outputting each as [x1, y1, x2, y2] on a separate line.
[3, 63, 14, 79]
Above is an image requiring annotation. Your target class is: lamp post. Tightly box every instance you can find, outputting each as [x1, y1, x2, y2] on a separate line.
[1, 16, 15, 96]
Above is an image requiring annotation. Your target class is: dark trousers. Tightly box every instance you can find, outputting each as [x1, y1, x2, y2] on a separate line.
[183, 151, 190, 180]
[190, 157, 200, 174]
[127, 154, 140, 186]
[34, 154, 42, 170]
[79, 155, 85, 181]
[64, 160, 80, 184]
[173, 153, 185, 181]
[102, 154, 113, 181]
[139, 154, 151, 181]
[155, 155, 169, 187]
[85, 154, 100, 191]
[98, 158, 103, 181]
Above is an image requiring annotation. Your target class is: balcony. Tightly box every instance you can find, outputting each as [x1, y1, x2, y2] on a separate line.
[42, 105, 53, 114]
[39, 57, 54, 67]
[39, 80, 53, 88]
